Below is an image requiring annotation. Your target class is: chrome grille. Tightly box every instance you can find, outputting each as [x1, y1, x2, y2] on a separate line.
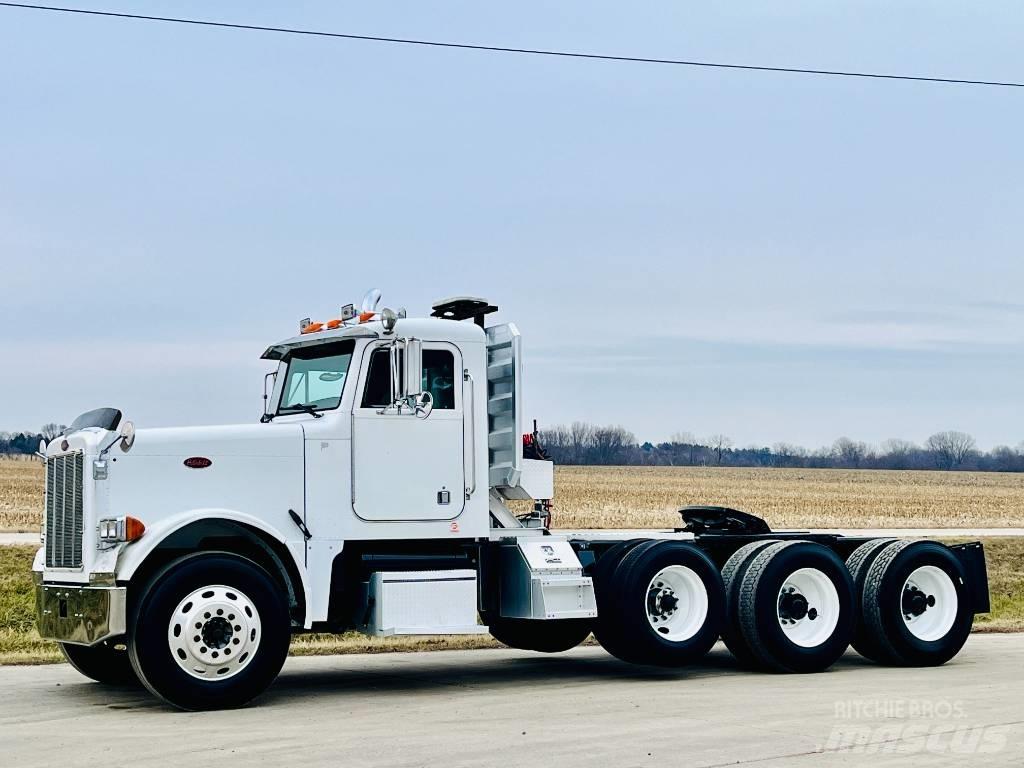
[45, 452, 84, 568]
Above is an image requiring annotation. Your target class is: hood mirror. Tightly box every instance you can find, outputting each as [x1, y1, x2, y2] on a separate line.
[119, 421, 136, 452]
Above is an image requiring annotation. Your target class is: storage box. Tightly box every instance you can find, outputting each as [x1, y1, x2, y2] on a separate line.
[363, 570, 487, 636]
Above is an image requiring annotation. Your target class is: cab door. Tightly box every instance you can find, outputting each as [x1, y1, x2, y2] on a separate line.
[352, 342, 465, 521]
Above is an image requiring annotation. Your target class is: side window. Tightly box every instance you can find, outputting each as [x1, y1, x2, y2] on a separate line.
[361, 349, 393, 408]
[423, 350, 455, 410]
[360, 347, 457, 410]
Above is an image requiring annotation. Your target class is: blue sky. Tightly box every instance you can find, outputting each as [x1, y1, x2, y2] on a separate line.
[1, 1, 1021, 449]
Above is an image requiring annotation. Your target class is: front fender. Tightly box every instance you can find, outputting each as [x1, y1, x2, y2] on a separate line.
[115, 508, 310, 624]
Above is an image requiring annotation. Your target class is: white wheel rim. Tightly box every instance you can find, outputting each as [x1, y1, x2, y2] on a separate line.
[168, 585, 261, 681]
[777, 568, 841, 648]
[902, 565, 958, 641]
[645, 565, 709, 642]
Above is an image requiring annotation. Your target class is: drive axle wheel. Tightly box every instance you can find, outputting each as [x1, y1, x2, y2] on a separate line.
[129, 552, 290, 710]
[596, 541, 724, 667]
[736, 541, 854, 673]
[60, 638, 139, 686]
[860, 540, 973, 667]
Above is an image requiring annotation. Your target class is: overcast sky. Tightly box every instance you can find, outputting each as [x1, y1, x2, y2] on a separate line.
[1, 1, 1021, 450]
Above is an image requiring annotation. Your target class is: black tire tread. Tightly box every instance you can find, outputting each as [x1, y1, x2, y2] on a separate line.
[861, 540, 914, 665]
[720, 540, 777, 667]
[736, 541, 795, 672]
[592, 540, 662, 657]
[845, 538, 897, 663]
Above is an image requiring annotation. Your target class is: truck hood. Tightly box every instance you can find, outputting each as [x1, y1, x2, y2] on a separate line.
[123, 422, 306, 459]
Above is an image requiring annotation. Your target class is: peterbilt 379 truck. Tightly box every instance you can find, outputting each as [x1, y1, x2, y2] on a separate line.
[34, 293, 990, 710]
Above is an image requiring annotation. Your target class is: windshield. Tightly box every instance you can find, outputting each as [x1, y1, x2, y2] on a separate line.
[277, 340, 355, 414]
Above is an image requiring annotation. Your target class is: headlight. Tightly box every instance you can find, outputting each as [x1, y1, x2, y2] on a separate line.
[97, 516, 146, 543]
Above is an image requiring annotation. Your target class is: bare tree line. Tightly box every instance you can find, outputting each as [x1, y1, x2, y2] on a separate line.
[0, 424, 66, 455]
[539, 423, 1024, 472]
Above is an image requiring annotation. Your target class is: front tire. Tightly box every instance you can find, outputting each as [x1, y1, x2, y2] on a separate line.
[60, 639, 139, 685]
[129, 552, 290, 710]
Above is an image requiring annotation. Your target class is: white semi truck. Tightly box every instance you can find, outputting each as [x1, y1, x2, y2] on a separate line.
[35, 293, 990, 710]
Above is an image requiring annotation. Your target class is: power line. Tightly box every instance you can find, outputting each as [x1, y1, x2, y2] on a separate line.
[2, 1, 1023, 89]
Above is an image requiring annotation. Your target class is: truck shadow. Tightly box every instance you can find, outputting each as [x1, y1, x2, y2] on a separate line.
[258, 645, 876, 709]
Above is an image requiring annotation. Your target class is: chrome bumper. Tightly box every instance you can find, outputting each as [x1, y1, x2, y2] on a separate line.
[36, 583, 127, 646]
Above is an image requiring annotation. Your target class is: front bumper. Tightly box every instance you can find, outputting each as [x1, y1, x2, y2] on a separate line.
[36, 583, 127, 646]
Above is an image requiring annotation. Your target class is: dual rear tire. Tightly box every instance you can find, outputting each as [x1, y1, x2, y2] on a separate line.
[846, 539, 972, 666]
[594, 541, 725, 666]
[718, 538, 974, 673]
[722, 541, 855, 673]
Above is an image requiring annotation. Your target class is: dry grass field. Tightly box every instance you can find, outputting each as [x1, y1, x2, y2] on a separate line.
[550, 465, 1024, 530]
[0, 457, 42, 532]
[3, 457, 1024, 531]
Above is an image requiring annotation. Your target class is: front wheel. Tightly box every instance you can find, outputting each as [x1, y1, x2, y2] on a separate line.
[60, 639, 139, 685]
[129, 552, 291, 710]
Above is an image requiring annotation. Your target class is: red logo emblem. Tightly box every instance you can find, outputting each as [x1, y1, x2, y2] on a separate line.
[183, 457, 213, 469]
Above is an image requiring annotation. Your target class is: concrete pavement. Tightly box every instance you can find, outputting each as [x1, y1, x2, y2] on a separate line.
[1, 635, 1021, 767]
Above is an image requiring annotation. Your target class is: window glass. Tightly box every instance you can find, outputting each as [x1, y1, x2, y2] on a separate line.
[423, 350, 455, 410]
[360, 347, 457, 410]
[361, 349, 393, 408]
[277, 341, 354, 414]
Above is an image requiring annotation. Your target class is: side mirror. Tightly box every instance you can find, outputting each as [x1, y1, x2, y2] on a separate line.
[404, 338, 423, 399]
[388, 338, 427, 416]
[389, 341, 405, 403]
[260, 370, 278, 423]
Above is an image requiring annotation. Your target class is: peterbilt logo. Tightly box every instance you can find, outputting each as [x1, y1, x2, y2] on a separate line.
[183, 457, 213, 469]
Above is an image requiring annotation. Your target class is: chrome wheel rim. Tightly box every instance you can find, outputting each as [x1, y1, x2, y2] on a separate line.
[902, 565, 957, 641]
[645, 565, 709, 642]
[168, 585, 261, 680]
[777, 568, 840, 648]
